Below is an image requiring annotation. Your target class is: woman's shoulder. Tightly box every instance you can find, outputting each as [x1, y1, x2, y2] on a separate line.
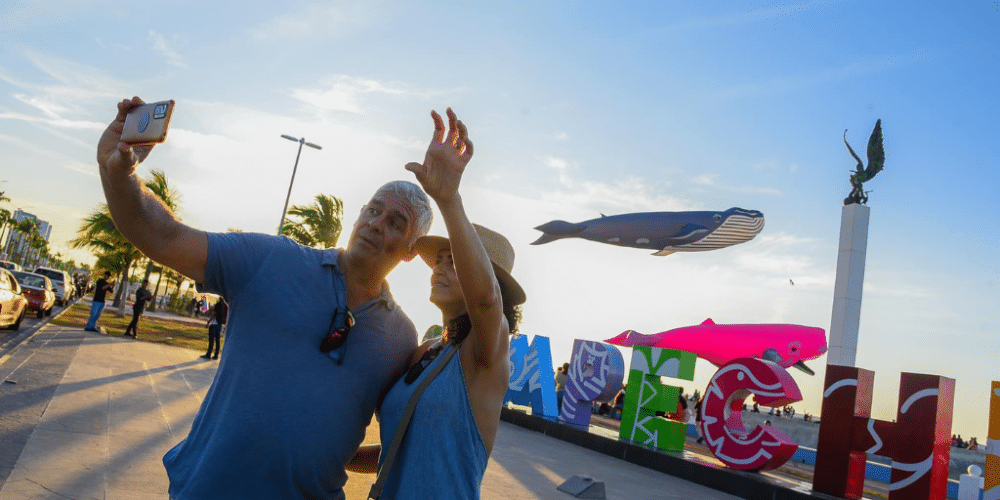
[409, 338, 442, 366]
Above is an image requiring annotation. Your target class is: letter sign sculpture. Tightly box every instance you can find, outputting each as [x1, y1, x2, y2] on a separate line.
[504, 335, 559, 419]
[560, 340, 625, 427]
[619, 346, 696, 452]
[813, 365, 955, 500]
[698, 357, 802, 470]
[986, 381, 1000, 500]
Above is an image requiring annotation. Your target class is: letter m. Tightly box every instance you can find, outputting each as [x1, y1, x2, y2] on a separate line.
[504, 335, 558, 419]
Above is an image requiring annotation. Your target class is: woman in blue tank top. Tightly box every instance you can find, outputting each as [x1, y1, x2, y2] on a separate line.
[347, 108, 525, 499]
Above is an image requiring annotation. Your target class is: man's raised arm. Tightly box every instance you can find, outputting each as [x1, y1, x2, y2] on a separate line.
[97, 97, 207, 283]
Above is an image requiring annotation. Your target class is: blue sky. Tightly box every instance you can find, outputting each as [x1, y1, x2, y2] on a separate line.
[1, 1, 998, 441]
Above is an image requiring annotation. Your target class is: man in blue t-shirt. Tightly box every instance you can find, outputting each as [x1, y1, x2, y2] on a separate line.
[96, 97, 434, 500]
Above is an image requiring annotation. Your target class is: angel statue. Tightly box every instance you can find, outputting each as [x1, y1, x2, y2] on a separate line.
[843, 119, 885, 205]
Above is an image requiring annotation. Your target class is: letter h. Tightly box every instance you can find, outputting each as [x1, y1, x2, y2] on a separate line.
[813, 365, 955, 500]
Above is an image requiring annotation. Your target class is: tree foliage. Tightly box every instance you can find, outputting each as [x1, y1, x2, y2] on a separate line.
[281, 193, 344, 248]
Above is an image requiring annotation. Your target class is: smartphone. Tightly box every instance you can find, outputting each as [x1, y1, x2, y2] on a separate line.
[120, 100, 175, 144]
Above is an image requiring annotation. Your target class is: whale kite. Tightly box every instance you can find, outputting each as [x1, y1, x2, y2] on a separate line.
[605, 319, 827, 375]
[531, 208, 764, 255]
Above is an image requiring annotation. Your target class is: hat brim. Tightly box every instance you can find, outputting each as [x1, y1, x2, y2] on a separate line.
[415, 235, 526, 306]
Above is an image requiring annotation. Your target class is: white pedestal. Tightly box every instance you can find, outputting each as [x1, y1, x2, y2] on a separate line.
[828, 203, 870, 367]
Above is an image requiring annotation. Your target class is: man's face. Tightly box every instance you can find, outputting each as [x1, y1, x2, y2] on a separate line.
[345, 191, 419, 268]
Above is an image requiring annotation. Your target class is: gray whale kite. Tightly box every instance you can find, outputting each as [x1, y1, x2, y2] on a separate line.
[532, 207, 765, 255]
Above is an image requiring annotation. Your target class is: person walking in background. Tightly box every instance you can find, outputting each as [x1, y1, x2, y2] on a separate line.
[201, 297, 228, 360]
[84, 271, 114, 332]
[694, 394, 705, 444]
[554, 362, 569, 410]
[123, 279, 152, 338]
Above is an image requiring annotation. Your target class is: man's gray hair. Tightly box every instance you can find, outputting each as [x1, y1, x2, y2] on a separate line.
[375, 180, 433, 240]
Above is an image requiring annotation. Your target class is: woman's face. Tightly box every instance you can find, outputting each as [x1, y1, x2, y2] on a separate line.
[429, 248, 465, 309]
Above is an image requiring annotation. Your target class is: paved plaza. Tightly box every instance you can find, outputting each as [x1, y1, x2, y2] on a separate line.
[0, 323, 745, 500]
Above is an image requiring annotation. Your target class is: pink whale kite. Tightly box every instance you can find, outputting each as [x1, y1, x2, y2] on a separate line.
[605, 319, 827, 375]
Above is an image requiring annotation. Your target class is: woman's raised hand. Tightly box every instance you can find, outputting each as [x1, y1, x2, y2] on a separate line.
[405, 107, 474, 204]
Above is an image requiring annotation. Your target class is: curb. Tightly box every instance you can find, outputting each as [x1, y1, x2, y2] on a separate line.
[0, 298, 80, 368]
[499, 408, 841, 500]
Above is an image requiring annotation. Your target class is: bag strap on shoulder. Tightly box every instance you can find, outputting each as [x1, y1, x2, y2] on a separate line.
[368, 342, 459, 500]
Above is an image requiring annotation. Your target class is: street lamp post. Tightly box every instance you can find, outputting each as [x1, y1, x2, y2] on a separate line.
[278, 135, 322, 235]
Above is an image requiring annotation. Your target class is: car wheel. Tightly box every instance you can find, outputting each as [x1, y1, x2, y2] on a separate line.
[45, 307, 52, 317]
[37, 308, 44, 319]
[6, 310, 23, 331]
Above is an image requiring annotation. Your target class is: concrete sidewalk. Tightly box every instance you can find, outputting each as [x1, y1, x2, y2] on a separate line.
[0, 325, 743, 500]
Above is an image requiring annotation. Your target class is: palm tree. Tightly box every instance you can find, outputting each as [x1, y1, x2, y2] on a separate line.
[12, 218, 41, 267]
[0, 190, 11, 257]
[0, 208, 12, 256]
[161, 268, 186, 312]
[141, 169, 182, 309]
[280, 194, 344, 248]
[70, 204, 144, 316]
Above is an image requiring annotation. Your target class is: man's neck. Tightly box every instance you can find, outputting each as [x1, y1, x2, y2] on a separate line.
[339, 252, 390, 310]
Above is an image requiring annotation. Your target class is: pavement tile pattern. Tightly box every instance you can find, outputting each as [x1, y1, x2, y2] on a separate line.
[0, 325, 745, 500]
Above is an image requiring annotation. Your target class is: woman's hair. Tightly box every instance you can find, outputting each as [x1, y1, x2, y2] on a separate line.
[498, 277, 523, 336]
[443, 277, 523, 343]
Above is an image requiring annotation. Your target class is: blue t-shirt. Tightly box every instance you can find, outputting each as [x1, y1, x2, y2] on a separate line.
[377, 342, 488, 499]
[163, 232, 417, 500]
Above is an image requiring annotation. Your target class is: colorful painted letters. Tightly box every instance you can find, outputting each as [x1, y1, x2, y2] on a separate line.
[698, 357, 802, 471]
[812, 365, 955, 500]
[619, 346, 697, 451]
[560, 340, 625, 427]
[985, 381, 1000, 500]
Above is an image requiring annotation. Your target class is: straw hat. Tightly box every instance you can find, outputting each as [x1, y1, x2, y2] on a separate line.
[415, 224, 526, 305]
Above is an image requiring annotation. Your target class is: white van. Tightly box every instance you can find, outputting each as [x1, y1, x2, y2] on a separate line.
[33, 267, 75, 306]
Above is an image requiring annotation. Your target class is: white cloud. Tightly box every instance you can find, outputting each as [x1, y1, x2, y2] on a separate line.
[862, 282, 935, 299]
[250, 2, 389, 40]
[555, 131, 569, 140]
[0, 110, 104, 131]
[60, 160, 99, 178]
[21, 50, 125, 101]
[290, 75, 425, 114]
[692, 173, 782, 196]
[148, 31, 186, 68]
[544, 156, 568, 172]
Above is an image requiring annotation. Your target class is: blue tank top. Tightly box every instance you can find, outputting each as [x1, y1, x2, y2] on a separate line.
[378, 342, 488, 499]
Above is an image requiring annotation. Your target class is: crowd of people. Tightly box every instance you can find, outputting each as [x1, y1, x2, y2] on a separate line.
[952, 434, 981, 450]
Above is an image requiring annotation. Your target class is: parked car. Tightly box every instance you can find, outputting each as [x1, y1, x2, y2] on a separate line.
[33, 267, 74, 306]
[0, 268, 27, 331]
[12, 271, 56, 318]
[0, 261, 23, 272]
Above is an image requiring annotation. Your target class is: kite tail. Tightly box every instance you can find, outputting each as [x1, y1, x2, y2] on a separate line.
[531, 220, 586, 245]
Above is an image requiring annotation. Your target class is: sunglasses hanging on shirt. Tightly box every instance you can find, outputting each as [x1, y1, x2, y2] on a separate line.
[323, 260, 354, 364]
[321, 308, 355, 363]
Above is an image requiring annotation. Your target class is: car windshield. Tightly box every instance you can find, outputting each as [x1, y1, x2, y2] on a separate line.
[13, 273, 47, 289]
[34, 269, 64, 282]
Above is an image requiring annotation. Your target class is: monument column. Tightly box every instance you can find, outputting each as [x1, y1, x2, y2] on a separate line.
[827, 203, 869, 367]
[827, 119, 883, 368]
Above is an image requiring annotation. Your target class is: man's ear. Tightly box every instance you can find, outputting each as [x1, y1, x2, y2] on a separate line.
[402, 244, 419, 263]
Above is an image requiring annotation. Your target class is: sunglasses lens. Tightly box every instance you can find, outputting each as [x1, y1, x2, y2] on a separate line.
[319, 331, 345, 353]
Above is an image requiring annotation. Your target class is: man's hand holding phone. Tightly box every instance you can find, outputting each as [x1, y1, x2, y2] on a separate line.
[96, 97, 173, 176]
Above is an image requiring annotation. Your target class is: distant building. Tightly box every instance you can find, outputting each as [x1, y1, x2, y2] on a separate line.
[3, 210, 52, 263]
